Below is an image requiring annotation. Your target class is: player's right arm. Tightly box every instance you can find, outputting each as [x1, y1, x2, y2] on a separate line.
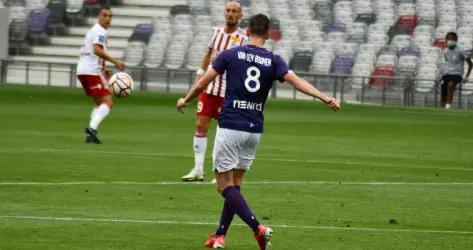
[177, 67, 219, 113]
[195, 49, 212, 82]
[93, 44, 125, 70]
[284, 72, 340, 111]
[194, 29, 219, 82]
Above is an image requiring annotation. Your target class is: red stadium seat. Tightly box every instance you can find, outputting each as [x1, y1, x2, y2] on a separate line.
[434, 38, 447, 49]
[395, 15, 417, 35]
[369, 65, 396, 89]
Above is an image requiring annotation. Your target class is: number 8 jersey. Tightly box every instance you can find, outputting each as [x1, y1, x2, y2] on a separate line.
[211, 45, 290, 133]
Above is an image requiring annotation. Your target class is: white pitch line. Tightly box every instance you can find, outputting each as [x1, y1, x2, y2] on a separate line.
[2, 147, 472, 172]
[1, 215, 473, 235]
[1, 181, 472, 186]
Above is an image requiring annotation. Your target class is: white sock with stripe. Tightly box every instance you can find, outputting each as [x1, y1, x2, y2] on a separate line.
[89, 103, 111, 130]
[193, 131, 207, 173]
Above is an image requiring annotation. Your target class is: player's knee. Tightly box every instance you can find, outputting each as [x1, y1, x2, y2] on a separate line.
[448, 82, 455, 90]
[195, 121, 209, 133]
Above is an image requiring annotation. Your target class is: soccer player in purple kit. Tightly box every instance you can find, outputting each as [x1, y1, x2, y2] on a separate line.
[177, 14, 340, 249]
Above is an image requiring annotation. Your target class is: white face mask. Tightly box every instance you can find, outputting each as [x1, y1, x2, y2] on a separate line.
[447, 40, 457, 49]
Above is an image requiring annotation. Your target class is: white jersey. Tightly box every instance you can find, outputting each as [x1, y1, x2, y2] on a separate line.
[206, 26, 248, 98]
[77, 23, 108, 76]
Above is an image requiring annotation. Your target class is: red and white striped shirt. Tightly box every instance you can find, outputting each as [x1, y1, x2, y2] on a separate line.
[206, 26, 248, 97]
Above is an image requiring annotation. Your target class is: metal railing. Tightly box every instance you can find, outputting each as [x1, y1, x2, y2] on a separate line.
[1, 59, 472, 109]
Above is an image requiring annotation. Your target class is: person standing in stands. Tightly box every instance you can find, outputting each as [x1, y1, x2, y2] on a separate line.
[441, 32, 472, 109]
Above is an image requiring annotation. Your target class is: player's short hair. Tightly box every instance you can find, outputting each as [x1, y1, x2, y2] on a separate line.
[248, 14, 270, 38]
[100, 6, 111, 12]
[446, 32, 458, 40]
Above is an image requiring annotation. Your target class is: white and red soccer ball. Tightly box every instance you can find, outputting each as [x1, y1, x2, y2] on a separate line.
[109, 72, 134, 97]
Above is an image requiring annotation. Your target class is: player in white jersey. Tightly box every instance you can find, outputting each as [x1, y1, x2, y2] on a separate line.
[182, 1, 248, 182]
[76, 7, 125, 144]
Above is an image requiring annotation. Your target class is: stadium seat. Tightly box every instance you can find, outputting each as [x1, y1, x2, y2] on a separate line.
[390, 34, 411, 51]
[27, 8, 50, 45]
[263, 39, 275, 51]
[290, 51, 313, 72]
[66, 0, 86, 26]
[185, 34, 207, 69]
[346, 22, 367, 43]
[83, 0, 104, 16]
[124, 41, 145, 67]
[25, 0, 47, 11]
[187, 0, 206, 8]
[293, 40, 315, 53]
[165, 34, 189, 69]
[47, 0, 67, 35]
[152, 16, 172, 35]
[370, 65, 396, 89]
[4, 0, 26, 7]
[8, 6, 27, 22]
[238, 0, 250, 7]
[268, 18, 281, 41]
[313, 0, 333, 24]
[273, 39, 293, 63]
[170, 5, 191, 16]
[353, 0, 375, 24]
[415, 67, 437, 93]
[144, 34, 168, 68]
[9, 18, 30, 55]
[129, 23, 155, 44]
[331, 53, 355, 75]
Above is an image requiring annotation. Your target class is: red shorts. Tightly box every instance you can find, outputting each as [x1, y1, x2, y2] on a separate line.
[77, 75, 111, 97]
[196, 92, 224, 119]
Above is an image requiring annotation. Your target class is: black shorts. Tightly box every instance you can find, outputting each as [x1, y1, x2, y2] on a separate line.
[441, 75, 462, 98]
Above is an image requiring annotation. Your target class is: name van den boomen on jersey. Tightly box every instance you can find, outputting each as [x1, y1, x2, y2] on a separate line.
[237, 52, 272, 66]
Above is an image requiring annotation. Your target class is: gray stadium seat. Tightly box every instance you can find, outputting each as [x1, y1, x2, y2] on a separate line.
[47, 0, 67, 35]
[66, 0, 86, 25]
[9, 18, 30, 55]
[124, 41, 146, 67]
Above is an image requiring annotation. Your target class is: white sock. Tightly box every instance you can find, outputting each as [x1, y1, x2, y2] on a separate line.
[89, 103, 111, 130]
[90, 106, 98, 120]
[193, 132, 207, 173]
[446, 104, 451, 109]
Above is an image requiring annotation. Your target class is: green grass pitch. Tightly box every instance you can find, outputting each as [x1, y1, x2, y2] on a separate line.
[1, 83, 473, 249]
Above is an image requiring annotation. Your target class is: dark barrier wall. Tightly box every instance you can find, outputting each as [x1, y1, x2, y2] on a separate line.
[0, 8, 8, 60]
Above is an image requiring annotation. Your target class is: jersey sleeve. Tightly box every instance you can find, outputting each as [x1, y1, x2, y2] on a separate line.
[212, 49, 232, 75]
[273, 54, 290, 82]
[461, 49, 469, 60]
[92, 28, 107, 47]
[207, 28, 217, 49]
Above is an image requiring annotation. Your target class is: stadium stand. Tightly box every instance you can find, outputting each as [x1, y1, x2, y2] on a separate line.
[3, 0, 473, 106]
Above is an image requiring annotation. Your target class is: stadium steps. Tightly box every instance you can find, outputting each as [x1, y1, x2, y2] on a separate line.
[121, 0, 186, 7]
[50, 36, 128, 49]
[30, 46, 123, 58]
[67, 26, 132, 38]
[112, 5, 170, 17]
[9, 55, 78, 64]
[85, 16, 152, 28]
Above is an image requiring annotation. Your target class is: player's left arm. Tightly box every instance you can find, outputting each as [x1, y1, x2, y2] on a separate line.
[284, 72, 340, 111]
[465, 57, 472, 81]
[177, 68, 219, 113]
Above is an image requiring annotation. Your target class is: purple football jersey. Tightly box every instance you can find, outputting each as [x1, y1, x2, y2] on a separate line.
[212, 45, 289, 133]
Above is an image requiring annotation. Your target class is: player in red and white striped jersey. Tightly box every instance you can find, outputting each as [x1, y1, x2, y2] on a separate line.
[182, 1, 248, 182]
[204, 25, 248, 98]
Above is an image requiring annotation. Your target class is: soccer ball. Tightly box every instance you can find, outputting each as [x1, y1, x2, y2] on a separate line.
[109, 72, 133, 97]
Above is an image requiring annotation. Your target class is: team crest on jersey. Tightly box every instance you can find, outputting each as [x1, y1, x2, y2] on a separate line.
[98, 35, 105, 43]
[230, 35, 242, 48]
